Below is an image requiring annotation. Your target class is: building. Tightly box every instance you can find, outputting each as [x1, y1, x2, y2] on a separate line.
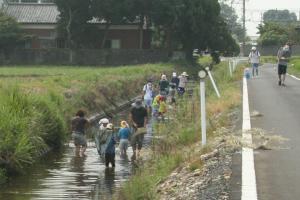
[2, 0, 151, 49]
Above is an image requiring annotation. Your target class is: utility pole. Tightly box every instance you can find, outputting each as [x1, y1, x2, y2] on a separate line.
[242, 0, 246, 56]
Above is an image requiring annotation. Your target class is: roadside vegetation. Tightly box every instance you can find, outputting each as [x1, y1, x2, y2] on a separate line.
[0, 62, 188, 184]
[117, 58, 243, 200]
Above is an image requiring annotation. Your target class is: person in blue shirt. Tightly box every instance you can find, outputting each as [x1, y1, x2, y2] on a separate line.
[104, 123, 116, 168]
[118, 121, 131, 157]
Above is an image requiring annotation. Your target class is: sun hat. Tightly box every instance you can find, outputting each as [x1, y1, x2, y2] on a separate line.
[181, 72, 189, 76]
[161, 74, 167, 80]
[107, 123, 113, 130]
[251, 46, 256, 51]
[99, 118, 109, 125]
[120, 120, 129, 128]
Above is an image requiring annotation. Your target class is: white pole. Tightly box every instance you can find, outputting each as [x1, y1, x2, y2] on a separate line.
[207, 70, 221, 98]
[200, 79, 206, 146]
[229, 60, 233, 77]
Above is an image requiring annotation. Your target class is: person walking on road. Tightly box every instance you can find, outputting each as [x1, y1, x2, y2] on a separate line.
[71, 110, 89, 157]
[118, 120, 131, 157]
[248, 46, 261, 77]
[277, 43, 292, 86]
[129, 99, 148, 160]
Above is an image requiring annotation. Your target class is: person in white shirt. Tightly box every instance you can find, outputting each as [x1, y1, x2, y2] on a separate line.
[143, 80, 154, 113]
[248, 46, 261, 77]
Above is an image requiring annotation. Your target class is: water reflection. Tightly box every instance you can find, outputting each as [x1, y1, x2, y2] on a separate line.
[0, 110, 153, 200]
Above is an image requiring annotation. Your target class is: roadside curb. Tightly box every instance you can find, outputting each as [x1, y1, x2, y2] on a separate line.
[242, 77, 258, 200]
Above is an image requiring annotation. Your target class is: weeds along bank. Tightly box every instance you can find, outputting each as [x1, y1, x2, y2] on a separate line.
[117, 59, 244, 200]
[0, 63, 187, 184]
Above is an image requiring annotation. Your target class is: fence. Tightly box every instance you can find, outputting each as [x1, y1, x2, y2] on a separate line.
[244, 45, 300, 56]
[0, 48, 170, 66]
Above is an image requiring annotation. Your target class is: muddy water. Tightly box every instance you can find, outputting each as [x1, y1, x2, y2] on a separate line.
[0, 110, 153, 200]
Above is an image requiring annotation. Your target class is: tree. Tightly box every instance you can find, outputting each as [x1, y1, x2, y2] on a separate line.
[0, 12, 24, 54]
[55, 0, 92, 49]
[130, 0, 153, 49]
[219, 1, 244, 42]
[91, 0, 134, 48]
[263, 9, 297, 24]
[172, 0, 238, 60]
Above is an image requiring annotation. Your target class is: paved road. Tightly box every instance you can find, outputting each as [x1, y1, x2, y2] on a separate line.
[248, 64, 300, 200]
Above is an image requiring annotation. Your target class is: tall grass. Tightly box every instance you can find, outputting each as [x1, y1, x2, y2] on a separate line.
[0, 87, 66, 175]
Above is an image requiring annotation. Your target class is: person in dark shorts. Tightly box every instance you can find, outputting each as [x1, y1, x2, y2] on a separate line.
[129, 99, 148, 160]
[71, 110, 89, 156]
[277, 43, 291, 86]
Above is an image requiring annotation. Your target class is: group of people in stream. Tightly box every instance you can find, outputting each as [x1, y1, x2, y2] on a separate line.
[71, 71, 189, 167]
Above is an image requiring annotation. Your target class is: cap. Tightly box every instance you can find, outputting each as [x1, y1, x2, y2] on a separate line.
[99, 118, 109, 125]
[120, 120, 129, 128]
[107, 123, 113, 130]
[172, 72, 177, 77]
[251, 46, 256, 51]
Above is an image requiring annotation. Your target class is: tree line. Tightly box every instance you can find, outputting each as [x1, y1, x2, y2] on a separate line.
[258, 9, 300, 46]
[54, 0, 240, 60]
[0, 0, 240, 61]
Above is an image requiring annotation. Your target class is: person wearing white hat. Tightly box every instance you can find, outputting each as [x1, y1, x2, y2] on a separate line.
[103, 123, 116, 168]
[248, 46, 261, 77]
[171, 72, 179, 89]
[95, 118, 110, 156]
[178, 72, 189, 96]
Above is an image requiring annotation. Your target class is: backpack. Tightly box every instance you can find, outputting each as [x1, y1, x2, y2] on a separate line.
[281, 48, 290, 58]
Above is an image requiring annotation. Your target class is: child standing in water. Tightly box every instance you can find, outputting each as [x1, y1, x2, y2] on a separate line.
[118, 121, 131, 157]
[104, 123, 116, 168]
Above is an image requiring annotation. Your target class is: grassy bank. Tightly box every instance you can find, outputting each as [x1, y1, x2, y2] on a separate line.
[0, 62, 189, 183]
[117, 59, 243, 200]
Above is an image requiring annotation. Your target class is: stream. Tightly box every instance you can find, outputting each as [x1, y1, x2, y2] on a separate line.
[0, 110, 153, 200]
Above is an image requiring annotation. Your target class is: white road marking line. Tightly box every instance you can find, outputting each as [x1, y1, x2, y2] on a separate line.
[287, 73, 300, 81]
[242, 77, 258, 200]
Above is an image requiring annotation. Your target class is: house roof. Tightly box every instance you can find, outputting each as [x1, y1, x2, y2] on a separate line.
[4, 3, 59, 24]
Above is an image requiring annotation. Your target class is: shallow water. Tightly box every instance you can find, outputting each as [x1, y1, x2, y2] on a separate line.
[0, 111, 153, 200]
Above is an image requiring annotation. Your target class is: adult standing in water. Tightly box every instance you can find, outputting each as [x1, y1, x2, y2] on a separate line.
[104, 123, 116, 168]
[71, 110, 89, 156]
[96, 118, 110, 156]
[129, 99, 148, 160]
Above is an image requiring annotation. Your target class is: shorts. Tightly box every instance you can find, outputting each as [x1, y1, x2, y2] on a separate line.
[119, 139, 129, 152]
[130, 128, 146, 151]
[252, 63, 259, 68]
[144, 99, 153, 107]
[278, 64, 287, 75]
[72, 132, 87, 147]
[178, 87, 185, 95]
